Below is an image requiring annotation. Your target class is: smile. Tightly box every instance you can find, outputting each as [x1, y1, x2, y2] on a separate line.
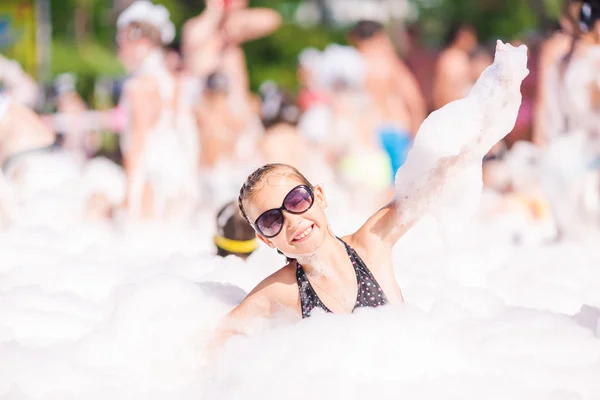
[293, 224, 314, 242]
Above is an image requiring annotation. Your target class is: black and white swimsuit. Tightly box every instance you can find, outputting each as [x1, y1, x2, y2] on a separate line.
[295, 238, 388, 318]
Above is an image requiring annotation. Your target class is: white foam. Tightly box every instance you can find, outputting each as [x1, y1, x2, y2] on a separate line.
[0, 199, 598, 400]
[2, 40, 600, 400]
[394, 41, 529, 243]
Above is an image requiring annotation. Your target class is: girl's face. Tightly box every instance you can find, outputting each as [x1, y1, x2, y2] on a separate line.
[244, 172, 329, 257]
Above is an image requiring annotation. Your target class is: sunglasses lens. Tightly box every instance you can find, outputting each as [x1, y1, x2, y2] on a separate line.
[284, 186, 313, 213]
[256, 209, 284, 237]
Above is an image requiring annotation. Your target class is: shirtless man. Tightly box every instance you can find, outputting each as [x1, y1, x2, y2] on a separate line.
[432, 23, 478, 110]
[348, 20, 426, 137]
[182, 0, 282, 122]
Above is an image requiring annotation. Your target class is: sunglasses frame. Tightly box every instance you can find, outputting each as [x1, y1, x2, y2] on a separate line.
[253, 185, 315, 239]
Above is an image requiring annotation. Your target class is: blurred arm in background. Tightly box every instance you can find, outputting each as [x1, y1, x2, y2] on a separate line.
[0, 54, 39, 108]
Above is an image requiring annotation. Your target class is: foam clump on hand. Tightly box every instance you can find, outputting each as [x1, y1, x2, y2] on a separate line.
[394, 41, 529, 232]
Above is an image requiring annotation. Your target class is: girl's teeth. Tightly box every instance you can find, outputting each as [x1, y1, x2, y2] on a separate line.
[295, 225, 313, 240]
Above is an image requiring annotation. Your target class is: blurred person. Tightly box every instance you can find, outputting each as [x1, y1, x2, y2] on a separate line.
[348, 21, 424, 181]
[182, 0, 282, 125]
[52, 74, 102, 163]
[542, 0, 600, 145]
[402, 24, 438, 112]
[348, 20, 427, 137]
[196, 72, 246, 168]
[316, 45, 393, 205]
[117, 0, 200, 220]
[0, 53, 39, 108]
[214, 201, 257, 260]
[533, 0, 583, 145]
[432, 23, 479, 110]
[258, 84, 304, 169]
[537, 0, 600, 239]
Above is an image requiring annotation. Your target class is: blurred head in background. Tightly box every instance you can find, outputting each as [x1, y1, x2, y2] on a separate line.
[445, 23, 478, 52]
[116, 1, 176, 73]
[214, 201, 257, 260]
[579, 0, 600, 38]
[259, 82, 301, 131]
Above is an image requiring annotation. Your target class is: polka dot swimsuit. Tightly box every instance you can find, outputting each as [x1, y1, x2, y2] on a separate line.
[295, 238, 389, 318]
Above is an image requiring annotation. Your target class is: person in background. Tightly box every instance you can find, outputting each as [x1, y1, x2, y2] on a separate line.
[347, 21, 424, 181]
[183, 0, 282, 126]
[196, 72, 246, 169]
[52, 73, 101, 162]
[258, 83, 306, 170]
[432, 23, 479, 110]
[348, 20, 426, 137]
[533, 0, 583, 145]
[214, 201, 257, 260]
[401, 24, 438, 113]
[117, 0, 200, 220]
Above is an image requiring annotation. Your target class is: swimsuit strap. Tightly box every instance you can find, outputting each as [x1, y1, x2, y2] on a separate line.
[295, 237, 388, 319]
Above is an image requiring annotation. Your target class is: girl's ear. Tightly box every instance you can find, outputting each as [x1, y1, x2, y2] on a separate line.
[313, 185, 328, 209]
[256, 233, 276, 248]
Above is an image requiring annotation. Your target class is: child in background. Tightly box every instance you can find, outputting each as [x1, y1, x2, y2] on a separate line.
[214, 201, 257, 260]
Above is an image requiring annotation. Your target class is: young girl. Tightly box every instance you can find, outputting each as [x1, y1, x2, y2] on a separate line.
[214, 40, 529, 344]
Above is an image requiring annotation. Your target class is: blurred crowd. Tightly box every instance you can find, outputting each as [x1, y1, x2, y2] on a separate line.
[0, 0, 599, 256]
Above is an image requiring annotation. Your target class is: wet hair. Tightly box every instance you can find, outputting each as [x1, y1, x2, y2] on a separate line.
[349, 20, 384, 41]
[124, 21, 162, 46]
[215, 201, 257, 259]
[238, 163, 314, 225]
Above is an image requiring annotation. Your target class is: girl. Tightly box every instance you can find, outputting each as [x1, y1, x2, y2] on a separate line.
[214, 40, 529, 345]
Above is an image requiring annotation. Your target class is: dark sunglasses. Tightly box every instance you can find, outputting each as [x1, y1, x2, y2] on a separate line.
[253, 185, 314, 238]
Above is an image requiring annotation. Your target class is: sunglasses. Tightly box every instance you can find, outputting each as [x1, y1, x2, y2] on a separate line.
[253, 185, 314, 238]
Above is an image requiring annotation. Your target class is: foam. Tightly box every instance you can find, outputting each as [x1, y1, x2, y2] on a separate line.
[394, 41, 529, 242]
[2, 40, 600, 400]
[0, 202, 598, 400]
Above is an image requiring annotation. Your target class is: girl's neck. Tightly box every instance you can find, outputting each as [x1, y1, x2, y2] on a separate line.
[294, 229, 349, 278]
